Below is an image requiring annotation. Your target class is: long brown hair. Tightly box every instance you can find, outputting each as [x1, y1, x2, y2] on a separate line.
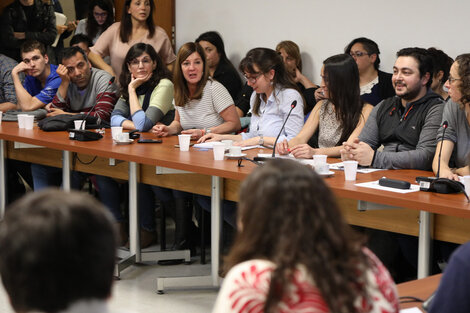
[173, 42, 209, 107]
[225, 159, 370, 313]
[455, 54, 470, 107]
[119, 0, 156, 43]
[239, 48, 300, 116]
[86, 0, 114, 41]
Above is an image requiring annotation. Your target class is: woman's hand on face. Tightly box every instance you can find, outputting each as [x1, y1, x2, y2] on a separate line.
[181, 129, 204, 140]
[276, 139, 290, 155]
[152, 124, 169, 137]
[290, 144, 315, 159]
[129, 73, 151, 91]
[314, 88, 326, 102]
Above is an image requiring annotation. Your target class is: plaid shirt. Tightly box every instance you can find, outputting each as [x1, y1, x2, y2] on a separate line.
[0, 54, 19, 105]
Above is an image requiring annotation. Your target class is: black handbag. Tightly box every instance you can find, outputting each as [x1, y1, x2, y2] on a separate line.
[38, 114, 107, 131]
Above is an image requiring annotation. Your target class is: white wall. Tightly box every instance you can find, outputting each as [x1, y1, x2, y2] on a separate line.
[175, 0, 469, 84]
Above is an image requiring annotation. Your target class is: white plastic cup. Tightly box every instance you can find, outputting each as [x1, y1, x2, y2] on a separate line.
[212, 142, 226, 160]
[229, 146, 242, 156]
[178, 134, 191, 151]
[117, 132, 129, 142]
[17, 114, 27, 128]
[463, 176, 470, 197]
[315, 163, 330, 175]
[24, 115, 34, 130]
[0, 111, 3, 125]
[111, 126, 123, 139]
[221, 139, 233, 150]
[313, 154, 327, 165]
[344, 160, 358, 181]
[74, 120, 86, 130]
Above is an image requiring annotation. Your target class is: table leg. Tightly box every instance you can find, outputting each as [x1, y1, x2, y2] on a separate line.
[0, 139, 5, 218]
[129, 161, 140, 262]
[418, 210, 433, 278]
[62, 151, 71, 191]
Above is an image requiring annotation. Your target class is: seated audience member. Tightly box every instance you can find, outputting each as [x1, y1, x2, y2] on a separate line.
[199, 47, 304, 147]
[196, 31, 242, 101]
[344, 37, 395, 106]
[0, 0, 57, 62]
[70, 33, 93, 55]
[341, 47, 444, 170]
[0, 54, 20, 112]
[212, 159, 399, 313]
[11, 40, 61, 111]
[31, 46, 119, 190]
[75, 0, 114, 45]
[88, 0, 176, 80]
[0, 190, 117, 313]
[277, 54, 372, 158]
[276, 40, 319, 114]
[432, 54, 470, 179]
[427, 47, 453, 100]
[96, 43, 174, 247]
[152, 42, 240, 251]
[428, 240, 470, 313]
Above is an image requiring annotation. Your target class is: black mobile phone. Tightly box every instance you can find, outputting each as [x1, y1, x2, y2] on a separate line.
[128, 129, 140, 139]
[137, 139, 162, 143]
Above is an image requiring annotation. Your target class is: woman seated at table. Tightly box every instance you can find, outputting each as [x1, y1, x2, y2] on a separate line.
[198, 47, 304, 147]
[212, 159, 399, 313]
[277, 54, 372, 158]
[151, 42, 240, 251]
[94, 43, 174, 247]
[432, 54, 470, 180]
[88, 0, 176, 80]
[344, 37, 395, 106]
[276, 40, 319, 115]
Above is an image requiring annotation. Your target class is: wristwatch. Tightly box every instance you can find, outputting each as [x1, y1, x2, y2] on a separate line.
[205, 128, 212, 134]
[258, 135, 264, 146]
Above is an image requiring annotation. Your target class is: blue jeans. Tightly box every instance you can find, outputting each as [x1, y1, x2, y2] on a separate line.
[31, 164, 84, 190]
[196, 195, 237, 228]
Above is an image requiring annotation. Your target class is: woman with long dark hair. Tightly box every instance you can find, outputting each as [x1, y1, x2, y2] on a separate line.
[75, 0, 114, 44]
[213, 159, 399, 313]
[88, 0, 175, 80]
[277, 54, 372, 158]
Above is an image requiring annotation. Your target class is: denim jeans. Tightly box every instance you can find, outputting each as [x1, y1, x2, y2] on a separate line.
[31, 164, 84, 191]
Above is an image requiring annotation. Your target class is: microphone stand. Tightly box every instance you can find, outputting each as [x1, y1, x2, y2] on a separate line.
[271, 100, 297, 157]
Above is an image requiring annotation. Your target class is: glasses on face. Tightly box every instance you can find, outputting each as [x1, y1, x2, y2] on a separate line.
[244, 72, 263, 84]
[448, 76, 461, 84]
[349, 51, 369, 58]
[93, 11, 108, 18]
[23, 55, 41, 64]
[129, 57, 152, 68]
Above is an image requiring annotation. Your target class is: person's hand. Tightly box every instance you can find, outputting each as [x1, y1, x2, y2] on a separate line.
[66, 20, 78, 32]
[13, 32, 25, 40]
[12, 62, 31, 76]
[181, 128, 204, 140]
[152, 124, 170, 137]
[46, 107, 67, 117]
[56, 64, 70, 83]
[289, 144, 315, 159]
[340, 142, 353, 161]
[341, 138, 374, 166]
[276, 139, 290, 155]
[197, 133, 221, 143]
[438, 169, 460, 181]
[57, 24, 68, 35]
[314, 88, 326, 102]
[129, 73, 151, 91]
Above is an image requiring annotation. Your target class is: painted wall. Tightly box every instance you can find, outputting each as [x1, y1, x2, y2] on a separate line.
[175, 0, 469, 84]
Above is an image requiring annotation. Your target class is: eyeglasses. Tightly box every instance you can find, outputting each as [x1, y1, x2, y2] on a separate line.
[349, 51, 369, 58]
[448, 76, 461, 84]
[244, 72, 263, 84]
[129, 57, 152, 68]
[93, 12, 108, 18]
[22, 55, 41, 64]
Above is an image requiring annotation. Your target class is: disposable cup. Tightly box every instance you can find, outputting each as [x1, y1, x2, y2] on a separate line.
[464, 176, 470, 197]
[229, 146, 242, 156]
[178, 134, 191, 151]
[212, 143, 226, 160]
[17, 114, 27, 128]
[313, 154, 327, 165]
[24, 115, 34, 130]
[343, 160, 358, 181]
[315, 162, 330, 175]
[111, 126, 123, 139]
[0, 111, 3, 125]
[74, 120, 86, 130]
[117, 132, 129, 142]
[221, 140, 233, 149]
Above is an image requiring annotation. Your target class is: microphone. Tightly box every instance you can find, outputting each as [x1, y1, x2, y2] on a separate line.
[271, 100, 297, 157]
[69, 76, 115, 141]
[436, 120, 448, 178]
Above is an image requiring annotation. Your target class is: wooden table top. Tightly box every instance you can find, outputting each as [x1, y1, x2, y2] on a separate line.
[397, 274, 441, 311]
[1, 121, 470, 218]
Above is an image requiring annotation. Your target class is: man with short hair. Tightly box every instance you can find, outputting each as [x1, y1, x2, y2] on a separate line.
[70, 33, 93, 55]
[46, 45, 118, 121]
[0, 189, 117, 313]
[341, 47, 444, 170]
[11, 40, 61, 111]
[0, 53, 20, 112]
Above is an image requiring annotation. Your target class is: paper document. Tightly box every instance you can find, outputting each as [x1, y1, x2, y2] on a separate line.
[330, 162, 384, 173]
[355, 180, 420, 193]
[52, 12, 67, 47]
[399, 308, 423, 313]
[193, 142, 261, 150]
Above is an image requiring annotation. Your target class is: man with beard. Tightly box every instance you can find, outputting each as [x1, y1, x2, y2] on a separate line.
[12, 40, 61, 111]
[341, 47, 444, 170]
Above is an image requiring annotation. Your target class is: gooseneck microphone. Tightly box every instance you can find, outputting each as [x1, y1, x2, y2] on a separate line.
[436, 120, 448, 178]
[69, 76, 115, 141]
[271, 100, 297, 157]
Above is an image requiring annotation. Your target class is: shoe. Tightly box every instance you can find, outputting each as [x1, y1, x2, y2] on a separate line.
[115, 222, 128, 247]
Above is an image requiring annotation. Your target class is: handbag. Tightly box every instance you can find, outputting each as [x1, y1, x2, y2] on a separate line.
[38, 114, 108, 131]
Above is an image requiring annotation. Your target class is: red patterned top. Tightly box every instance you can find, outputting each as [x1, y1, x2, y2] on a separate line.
[212, 248, 399, 313]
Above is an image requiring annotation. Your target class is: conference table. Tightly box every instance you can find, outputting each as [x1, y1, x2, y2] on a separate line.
[1, 121, 470, 290]
[397, 274, 441, 311]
